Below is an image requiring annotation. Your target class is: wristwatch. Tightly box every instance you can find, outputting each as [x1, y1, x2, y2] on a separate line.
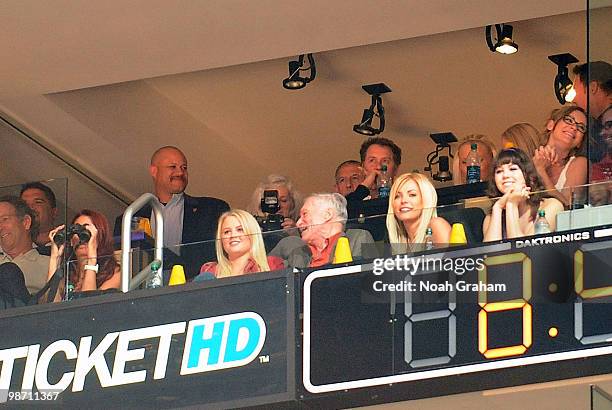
[84, 264, 99, 273]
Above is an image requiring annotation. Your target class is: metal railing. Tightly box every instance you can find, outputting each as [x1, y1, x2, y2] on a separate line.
[120, 193, 164, 292]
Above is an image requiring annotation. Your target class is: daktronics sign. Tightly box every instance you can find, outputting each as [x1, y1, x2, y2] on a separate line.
[0, 312, 266, 402]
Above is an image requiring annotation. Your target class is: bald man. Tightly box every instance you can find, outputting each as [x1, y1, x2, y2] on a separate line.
[115, 146, 229, 279]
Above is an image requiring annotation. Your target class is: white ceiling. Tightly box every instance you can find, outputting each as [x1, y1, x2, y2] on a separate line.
[2, 0, 610, 222]
[0, 0, 585, 95]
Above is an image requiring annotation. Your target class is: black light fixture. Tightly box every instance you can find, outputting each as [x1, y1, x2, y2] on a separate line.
[485, 24, 518, 55]
[282, 54, 316, 90]
[353, 83, 392, 136]
[424, 132, 458, 182]
[548, 53, 579, 104]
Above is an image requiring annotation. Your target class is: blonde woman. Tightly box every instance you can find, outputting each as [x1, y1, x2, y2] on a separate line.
[386, 173, 451, 251]
[501, 123, 542, 157]
[198, 209, 284, 279]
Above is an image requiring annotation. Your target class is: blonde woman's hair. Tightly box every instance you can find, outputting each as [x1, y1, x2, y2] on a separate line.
[247, 174, 302, 221]
[501, 123, 542, 157]
[215, 209, 270, 278]
[386, 173, 438, 250]
[452, 134, 498, 185]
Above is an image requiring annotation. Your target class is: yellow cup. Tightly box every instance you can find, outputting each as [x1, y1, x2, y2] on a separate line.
[169, 265, 186, 286]
[333, 237, 353, 264]
[449, 223, 467, 245]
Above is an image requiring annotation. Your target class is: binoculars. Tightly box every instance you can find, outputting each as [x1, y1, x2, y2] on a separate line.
[53, 224, 91, 246]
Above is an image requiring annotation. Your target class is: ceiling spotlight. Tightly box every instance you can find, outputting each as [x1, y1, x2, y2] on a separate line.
[548, 53, 579, 104]
[282, 54, 316, 90]
[424, 132, 458, 182]
[353, 83, 392, 136]
[485, 24, 518, 55]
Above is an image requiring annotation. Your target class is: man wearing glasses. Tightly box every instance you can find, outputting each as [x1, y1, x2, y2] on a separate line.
[0, 196, 49, 295]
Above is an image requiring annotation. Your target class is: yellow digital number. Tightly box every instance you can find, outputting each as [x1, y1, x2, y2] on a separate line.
[478, 253, 533, 359]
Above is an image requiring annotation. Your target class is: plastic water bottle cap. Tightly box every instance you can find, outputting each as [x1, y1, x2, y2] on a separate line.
[150, 260, 162, 271]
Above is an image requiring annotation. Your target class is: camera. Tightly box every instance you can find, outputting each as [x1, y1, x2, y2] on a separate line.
[53, 224, 91, 246]
[255, 190, 285, 232]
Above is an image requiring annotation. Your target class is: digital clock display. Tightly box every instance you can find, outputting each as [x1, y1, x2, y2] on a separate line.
[301, 226, 612, 399]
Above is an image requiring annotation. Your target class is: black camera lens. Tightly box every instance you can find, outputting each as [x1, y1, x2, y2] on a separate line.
[53, 231, 66, 246]
[53, 224, 91, 246]
[74, 224, 91, 244]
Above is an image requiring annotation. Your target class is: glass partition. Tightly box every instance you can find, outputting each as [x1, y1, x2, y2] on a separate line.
[587, 2, 612, 186]
[0, 116, 128, 230]
[3, 178, 612, 306]
[592, 385, 612, 410]
[0, 178, 67, 305]
[107, 179, 612, 295]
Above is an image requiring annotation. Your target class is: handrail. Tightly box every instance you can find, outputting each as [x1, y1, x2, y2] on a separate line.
[121, 193, 164, 292]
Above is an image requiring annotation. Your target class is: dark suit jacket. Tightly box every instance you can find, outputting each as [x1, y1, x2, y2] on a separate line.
[114, 194, 229, 279]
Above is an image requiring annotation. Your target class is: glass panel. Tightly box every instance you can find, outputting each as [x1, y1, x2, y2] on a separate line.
[592, 385, 612, 410]
[0, 114, 128, 230]
[58, 253, 121, 302]
[586, 2, 612, 185]
[0, 178, 67, 305]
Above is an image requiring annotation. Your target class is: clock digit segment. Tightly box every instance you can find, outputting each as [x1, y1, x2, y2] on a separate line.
[404, 273, 456, 368]
[478, 253, 533, 359]
[574, 241, 612, 345]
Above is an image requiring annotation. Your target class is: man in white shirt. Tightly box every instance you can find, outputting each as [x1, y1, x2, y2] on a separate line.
[0, 196, 50, 295]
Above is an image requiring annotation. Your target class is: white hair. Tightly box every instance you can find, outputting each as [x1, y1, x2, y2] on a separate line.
[247, 174, 302, 220]
[307, 193, 348, 225]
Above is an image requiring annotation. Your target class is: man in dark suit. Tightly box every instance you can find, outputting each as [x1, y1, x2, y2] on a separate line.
[114, 146, 229, 280]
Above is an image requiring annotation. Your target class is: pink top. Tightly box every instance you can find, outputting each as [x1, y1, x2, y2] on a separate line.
[199, 256, 285, 278]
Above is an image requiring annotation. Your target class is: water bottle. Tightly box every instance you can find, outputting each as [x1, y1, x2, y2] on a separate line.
[424, 227, 434, 250]
[534, 209, 551, 234]
[146, 259, 163, 289]
[466, 143, 481, 184]
[66, 283, 75, 300]
[378, 164, 391, 198]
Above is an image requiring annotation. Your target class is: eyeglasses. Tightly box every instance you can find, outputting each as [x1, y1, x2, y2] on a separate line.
[562, 115, 587, 134]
